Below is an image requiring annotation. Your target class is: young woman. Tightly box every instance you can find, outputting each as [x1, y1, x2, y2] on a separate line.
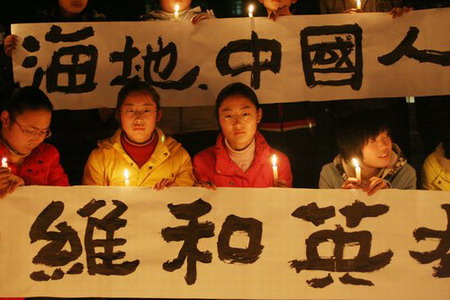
[193, 82, 293, 188]
[82, 81, 195, 189]
[0, 85, 69, 198]
[421, 135, 450, 191]
[319, 110, 416, 195]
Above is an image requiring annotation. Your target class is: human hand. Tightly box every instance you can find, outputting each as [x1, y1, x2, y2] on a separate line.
[0, 167, 12, 189]
[267, 5, 290, 21]
[153, 178, 176, 190]
[191, 13, 210, 25]
[0, 174, 24, 199]
[340, 177, 363, 190]
[194, 180, 216, 190]
[389, 6, 413, 18]
[363, 177, 389, 196]
[4, 34, 18, 57]
[344, 8, 363, 14]
[274, 179, 289, 188]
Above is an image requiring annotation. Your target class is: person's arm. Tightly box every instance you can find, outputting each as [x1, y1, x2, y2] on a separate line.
[421, 156, 439, 190]
[82, 149, 106, 185]
[172, 147, 195, 187]
[46, 146, 70, 186]
[277, 152, 293, 188]
[391, 164, 417, 190]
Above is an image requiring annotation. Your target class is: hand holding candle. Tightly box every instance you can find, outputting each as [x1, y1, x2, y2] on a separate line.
[124, 169, 130, 187]
[271, 154, 278, 182]
[248, 4, 254, 18]
[352, 158, 361, 181]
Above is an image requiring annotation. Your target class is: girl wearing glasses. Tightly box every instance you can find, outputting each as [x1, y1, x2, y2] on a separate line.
[0, 85, 69, 198]
[193, 82, 293, 188]
[82, 81, 195, 189]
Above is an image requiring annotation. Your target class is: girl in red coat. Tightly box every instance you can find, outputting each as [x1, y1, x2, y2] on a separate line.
[0, 85, 69, 198]
[193, 82, 293, 188]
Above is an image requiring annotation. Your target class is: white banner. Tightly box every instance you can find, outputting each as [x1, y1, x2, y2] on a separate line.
[11, 8, 450, 110]
[0, 186, 449, 299]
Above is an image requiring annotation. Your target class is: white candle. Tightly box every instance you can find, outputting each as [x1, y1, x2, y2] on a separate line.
[248, 4, 254, 18]
[124, 169, 130, 187]
[174, 4, 180, 20]
[1, 157, 8, 168]
[356, 0, 361, 10]
[352, 158, 361, 181]
[271, 154, 278, 182]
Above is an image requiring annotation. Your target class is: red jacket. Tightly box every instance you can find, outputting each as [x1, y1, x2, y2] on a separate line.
[0, 142, 69, 186]
[193, 131, 293, 187]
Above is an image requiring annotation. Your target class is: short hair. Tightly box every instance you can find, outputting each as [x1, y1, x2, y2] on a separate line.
[1, 84, 53, 119]
[442, 135, 450, 159]
[116, 81, 160, 111]
[215, 82, 260, 119]
[335, 110, 391, 162]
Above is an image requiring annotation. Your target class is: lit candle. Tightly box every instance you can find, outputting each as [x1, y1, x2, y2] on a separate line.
[248, 4, 254, 18]
[356, 0, 361, 10]
[352, 158, 361, 181]
[1, 157, 8, 168]
[124, 169, 130, 187]
[271, 154, 278, 182]
[174, 4, 180, 20]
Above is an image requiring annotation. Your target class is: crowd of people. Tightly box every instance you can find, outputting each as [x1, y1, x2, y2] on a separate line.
[0, 0, 448, 205]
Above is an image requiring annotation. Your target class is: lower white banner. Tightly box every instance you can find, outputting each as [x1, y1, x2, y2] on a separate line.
[0, 186, 449, 299]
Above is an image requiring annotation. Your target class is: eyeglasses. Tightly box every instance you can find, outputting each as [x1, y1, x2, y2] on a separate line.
[220, 112, 256, 122]
[14, 119, 52, 139]
[121, 109, 157, 118]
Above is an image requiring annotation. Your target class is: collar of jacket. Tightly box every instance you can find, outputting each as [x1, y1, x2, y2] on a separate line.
[213, 131, 271, 176]
[100, 128, 171, 169]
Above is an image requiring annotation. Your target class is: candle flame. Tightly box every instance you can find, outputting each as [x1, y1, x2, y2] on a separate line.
[352, 158, 360, 168]
[271, 154, 278, 167]
[248, 4, 254, 14]
[1, 157, 7, 165]
[174, 4, 180, 12]
[124, 169, 130, 180]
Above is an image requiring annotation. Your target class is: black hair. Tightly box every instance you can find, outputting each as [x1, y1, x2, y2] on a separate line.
[335, 110, 391, 162]
[215, 82, 260, 120]
[1, 84, 53, 119]
[442, 135, 450, 159]
[116, 81, 160, 111]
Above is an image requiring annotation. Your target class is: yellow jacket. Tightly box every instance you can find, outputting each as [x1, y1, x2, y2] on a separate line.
[82, 128, 195, 187]
[421, 144, 450, 191]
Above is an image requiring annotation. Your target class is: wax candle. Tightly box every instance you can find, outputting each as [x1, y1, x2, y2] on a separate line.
[271, 154, 278, 182]
[124, 169, 130, 187]
[174, 4, 180, 20]
[352, 158, 361, 181]
[248, 4, 254, 18]
[1, 157, 8, 168]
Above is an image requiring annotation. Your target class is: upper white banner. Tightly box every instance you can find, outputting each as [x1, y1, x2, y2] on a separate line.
[0, 186, 449, 299]
[11, 8, 450, 109]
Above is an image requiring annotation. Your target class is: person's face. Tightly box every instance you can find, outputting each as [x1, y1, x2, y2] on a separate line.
[218, 95, 262, 151]
[1, 109, 52, 156]
[258, 0, 297, 12]
[58, 0, 88, 17]
[160, 0, 192, 13]
[118, 91, 161, 144]
[361, 131, 393, 169]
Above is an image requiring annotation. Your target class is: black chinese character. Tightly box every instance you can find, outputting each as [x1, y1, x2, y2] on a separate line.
[142, 37, 200, 90]
[29, 201, 83, 281]
[216, 31, 282, 89]
[217, 214, 264, 264]
[290, 201, 393, 288]
[161, 199, 215, 285]
[378, 27, 450, 66]
[77, 199, 140, 276]
[410, 204, 450, 278]
[109, 36, 141, 86]
[300, 24, 363, 90]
